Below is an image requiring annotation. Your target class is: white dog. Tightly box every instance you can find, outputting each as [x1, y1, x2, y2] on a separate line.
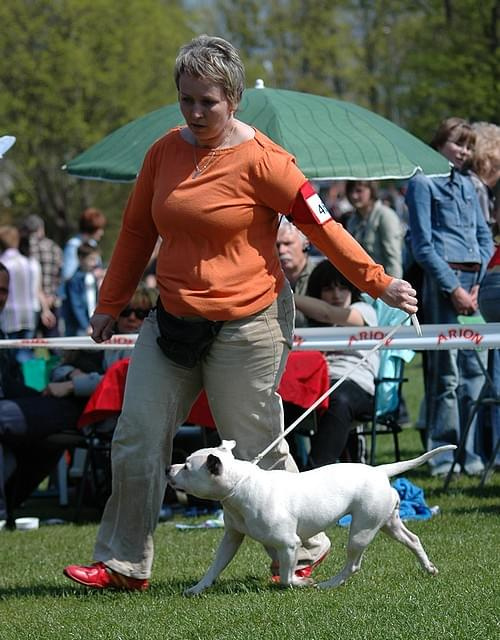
[166, 440, 455, 595]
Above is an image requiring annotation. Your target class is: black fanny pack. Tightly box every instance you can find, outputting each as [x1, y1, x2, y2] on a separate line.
[156, 298, 224, 368]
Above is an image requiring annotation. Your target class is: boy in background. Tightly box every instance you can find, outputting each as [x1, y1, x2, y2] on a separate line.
[62, 243, 101, 336]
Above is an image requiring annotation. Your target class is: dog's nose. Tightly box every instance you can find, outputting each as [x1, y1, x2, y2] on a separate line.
[165, 465, 171, 476]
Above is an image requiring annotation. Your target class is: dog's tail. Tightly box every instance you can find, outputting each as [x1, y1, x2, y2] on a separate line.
[376, 445, 457, 478]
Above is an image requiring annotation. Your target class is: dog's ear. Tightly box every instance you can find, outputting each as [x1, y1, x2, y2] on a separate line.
[220, 439, 236, 452]
[207, 454, 223, 476]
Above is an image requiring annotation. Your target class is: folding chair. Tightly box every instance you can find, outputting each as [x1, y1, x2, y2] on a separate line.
[45, 424, 113, 521]
[355, 296, 415, 465]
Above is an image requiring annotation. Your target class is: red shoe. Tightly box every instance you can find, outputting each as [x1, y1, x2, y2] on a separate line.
[63, 562, 149, 591]
[270, 548, 330, 584]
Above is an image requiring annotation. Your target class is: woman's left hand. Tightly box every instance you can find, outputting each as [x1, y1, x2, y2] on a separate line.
[469, 284, 479, 308]
[380, 279, 418, 315]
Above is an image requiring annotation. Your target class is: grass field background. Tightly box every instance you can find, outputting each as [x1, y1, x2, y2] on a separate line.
[1, 355, 499, 640]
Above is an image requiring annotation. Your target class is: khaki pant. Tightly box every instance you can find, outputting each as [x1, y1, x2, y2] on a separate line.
[94, 284, 329, 578]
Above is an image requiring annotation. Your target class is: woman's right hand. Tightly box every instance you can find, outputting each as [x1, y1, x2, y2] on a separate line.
[90, 313, 116, 343]
[380, 279, 418, 315]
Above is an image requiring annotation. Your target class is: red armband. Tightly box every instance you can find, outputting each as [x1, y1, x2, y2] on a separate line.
[289, 181, 332, 226]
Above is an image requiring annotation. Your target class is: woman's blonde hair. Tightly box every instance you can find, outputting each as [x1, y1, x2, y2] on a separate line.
[471, 122, 500, 182]
[129, 285, 156, 309]
[174, 35, 245, 108]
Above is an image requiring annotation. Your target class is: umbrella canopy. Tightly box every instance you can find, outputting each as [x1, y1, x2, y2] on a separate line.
[64, 86, 449, 182]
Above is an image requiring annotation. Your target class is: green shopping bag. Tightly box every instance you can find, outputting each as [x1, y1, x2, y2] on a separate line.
[21, 355, 61, 391]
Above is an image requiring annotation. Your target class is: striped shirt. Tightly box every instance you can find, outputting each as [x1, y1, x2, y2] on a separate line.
[29, 235, 63, 299]
[0, 248, 36, 333]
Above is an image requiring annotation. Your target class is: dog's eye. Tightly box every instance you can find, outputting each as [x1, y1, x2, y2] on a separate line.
[183, 463, 188, 470]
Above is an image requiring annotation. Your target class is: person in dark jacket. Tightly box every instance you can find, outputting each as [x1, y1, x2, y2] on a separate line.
[0, 263, 86, 526]
[0, 274, 155, 526]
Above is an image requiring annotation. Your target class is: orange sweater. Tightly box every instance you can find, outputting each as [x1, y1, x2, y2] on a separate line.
[97, 128, 392, 321]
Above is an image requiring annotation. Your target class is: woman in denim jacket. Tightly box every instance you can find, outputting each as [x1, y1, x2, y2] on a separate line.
[405, 118, 493, 476]
[473, 122, 500, 468]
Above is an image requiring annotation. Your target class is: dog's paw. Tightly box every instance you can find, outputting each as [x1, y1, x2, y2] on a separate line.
[315, 576, 345, 589]
[427, 563, 439, 577]
[183, 584, 206, 597]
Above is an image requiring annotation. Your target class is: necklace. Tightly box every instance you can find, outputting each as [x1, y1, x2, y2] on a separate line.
[192, 126, 235, 178]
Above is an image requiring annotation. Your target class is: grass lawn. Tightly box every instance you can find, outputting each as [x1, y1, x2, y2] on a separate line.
[1, 355, 498, 640]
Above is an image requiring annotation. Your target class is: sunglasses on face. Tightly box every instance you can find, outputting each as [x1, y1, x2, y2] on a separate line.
[119, 307, 150, 320]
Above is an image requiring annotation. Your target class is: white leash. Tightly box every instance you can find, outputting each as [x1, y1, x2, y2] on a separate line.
[251, 315, 414, 466]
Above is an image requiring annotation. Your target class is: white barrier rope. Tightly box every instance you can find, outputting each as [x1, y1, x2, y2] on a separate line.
[4, 320, 499, 467]
[292, 322, 500, 351]
[2, 322, 500, 351]
[0, 335, 136, 350]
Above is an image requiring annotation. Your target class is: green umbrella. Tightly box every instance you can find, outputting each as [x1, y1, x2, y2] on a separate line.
[64, 85, 449, 181]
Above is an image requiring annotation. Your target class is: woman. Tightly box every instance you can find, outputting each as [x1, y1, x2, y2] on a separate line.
[473, 122, 500, 468]
[344, 180, 404, 278]
[469, 122, 500, 227]
[0, 225, 37, 364]
[295, 260, 379, 465]
[405, 117, 493, 477]
[63, 35, 417, 592]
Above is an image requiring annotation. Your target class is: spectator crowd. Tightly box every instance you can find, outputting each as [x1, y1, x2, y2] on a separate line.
[0, 115, 498, 528]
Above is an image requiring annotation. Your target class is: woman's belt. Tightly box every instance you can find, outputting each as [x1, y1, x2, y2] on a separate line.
[448, 262, 481, 272]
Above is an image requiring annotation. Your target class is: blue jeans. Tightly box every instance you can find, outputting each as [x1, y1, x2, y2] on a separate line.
[423, 270, 486, 472]
[479, 271, 500, 465]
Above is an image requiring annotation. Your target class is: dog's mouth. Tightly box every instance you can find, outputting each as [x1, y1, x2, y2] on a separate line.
[165, 472, 187, 494]
[165, 466, 177, 487]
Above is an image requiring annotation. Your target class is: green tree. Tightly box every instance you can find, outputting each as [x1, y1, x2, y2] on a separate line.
[2, 0, 496, 247]
[0, 0, 193, 247]
[210, 0, 498, 140]
[333, 0, 419, 119]
[200, 0, 267, 86]
[396, 0, 499, 139]
[210, 0, 347, 95]
[262, 0, 346, 96]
